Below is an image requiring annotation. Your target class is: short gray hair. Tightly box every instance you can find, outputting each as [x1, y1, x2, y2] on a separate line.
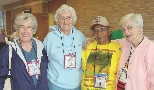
[119, 13, 143, 28]
[54, 4, 77, 25]
[13, 12, 38, 32]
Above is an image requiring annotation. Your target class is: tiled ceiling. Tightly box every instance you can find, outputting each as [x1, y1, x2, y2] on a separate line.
[0, 0, 20, 5]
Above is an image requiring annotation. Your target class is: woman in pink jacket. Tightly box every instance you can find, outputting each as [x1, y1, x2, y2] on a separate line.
[116, 13, 154, 90]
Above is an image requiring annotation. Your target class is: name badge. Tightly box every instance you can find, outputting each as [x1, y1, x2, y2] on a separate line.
[27, 59, 41, 76]
[64, 54, 76, 69]
[94, 73, 107, 88]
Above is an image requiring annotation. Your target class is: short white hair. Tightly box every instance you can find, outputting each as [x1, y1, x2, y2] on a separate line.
[13, 12, 38, 32]
[54, 4, 77, 25]
[119, 13, 143, 28]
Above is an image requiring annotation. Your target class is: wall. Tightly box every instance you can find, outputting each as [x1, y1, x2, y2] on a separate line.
[48, 0, 66, 13]
[4, 0, 48, 41]
[66, 0, 154, 40]
[0, 5, 3, 10]
[3, 0, 154, 40]
[48, 0, 66, 25]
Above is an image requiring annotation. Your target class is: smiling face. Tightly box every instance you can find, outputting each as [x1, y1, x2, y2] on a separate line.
[58, 10, 73, 33]
[17, 19, 34, 42]
[121, 20, 142, 43]
[93, 24, 110, 45]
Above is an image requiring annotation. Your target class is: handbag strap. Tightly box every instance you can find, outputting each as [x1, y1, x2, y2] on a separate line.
[8, 45, 12, 75]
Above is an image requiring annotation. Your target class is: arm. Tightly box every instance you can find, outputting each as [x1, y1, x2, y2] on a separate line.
[43, 33, 50, 53]
[145, 43, 154, 86]
[82, 37, 95, 50]
[0, 45, 10, 90]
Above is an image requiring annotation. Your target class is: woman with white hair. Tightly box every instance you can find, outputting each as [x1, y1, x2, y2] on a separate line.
[43, 4, 87, 90]
[0, 12, 48, 90]
[116, 13, 154, 90]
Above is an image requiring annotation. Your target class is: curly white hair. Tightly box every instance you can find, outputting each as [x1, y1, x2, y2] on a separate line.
[54, 4, 77, 25]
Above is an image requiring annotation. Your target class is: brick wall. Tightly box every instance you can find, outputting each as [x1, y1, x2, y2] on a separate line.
[3, 0, 154, 40]
[66, 0, 154, 40]
[4, 1, 47, 30]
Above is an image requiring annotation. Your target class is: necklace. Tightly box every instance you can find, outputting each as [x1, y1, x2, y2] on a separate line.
[138, 37, 144, 45]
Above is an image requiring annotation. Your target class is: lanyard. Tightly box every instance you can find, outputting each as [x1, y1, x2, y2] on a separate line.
[127, 47, 134, 62]
[59, 29, 76, 55]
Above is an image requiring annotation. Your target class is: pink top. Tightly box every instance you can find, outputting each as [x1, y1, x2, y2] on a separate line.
[117, 37, 154, 90]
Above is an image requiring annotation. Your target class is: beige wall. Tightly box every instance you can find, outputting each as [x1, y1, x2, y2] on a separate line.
[3, 0, 154, 40]
[0, 5, 3, 10]
[66, 0, 154, 40]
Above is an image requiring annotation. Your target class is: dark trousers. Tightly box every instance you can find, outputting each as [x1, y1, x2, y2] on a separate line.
[0, 42, 6, 50]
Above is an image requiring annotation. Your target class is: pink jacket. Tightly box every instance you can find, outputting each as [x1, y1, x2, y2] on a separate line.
[117, 37, 154, 90]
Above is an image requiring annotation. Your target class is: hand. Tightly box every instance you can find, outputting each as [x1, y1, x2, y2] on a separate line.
[82, 37, 95, 50]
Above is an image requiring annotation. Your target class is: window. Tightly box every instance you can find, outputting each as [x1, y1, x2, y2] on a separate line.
[0, 10, 3, 31]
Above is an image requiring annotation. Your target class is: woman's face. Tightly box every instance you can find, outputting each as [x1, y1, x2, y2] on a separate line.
[58, 10, 73, 32]
[17, 20, 34, 42]
[93, 24, 110, 45]
[121, 20, 142, 43]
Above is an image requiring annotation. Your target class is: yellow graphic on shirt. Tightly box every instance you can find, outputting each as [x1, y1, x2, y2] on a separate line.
[85, 51, 112, 76]
[84, 51, 112, 90]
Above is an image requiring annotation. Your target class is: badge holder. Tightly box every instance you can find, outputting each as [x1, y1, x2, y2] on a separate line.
[27, 59, 41, 76]
[64, 54, 76, 69]
[94, 73, 107, 89]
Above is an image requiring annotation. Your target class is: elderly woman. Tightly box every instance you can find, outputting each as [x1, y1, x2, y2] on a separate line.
[0, 13, 48, 90]
[81, 16, 121, 90]
[116, 13, 154, 90]
[43, 4, 86, 90]
[0, 29, 7, 50]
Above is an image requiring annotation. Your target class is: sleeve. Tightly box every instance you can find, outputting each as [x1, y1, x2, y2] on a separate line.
[43, 33, 50, 52]
[81, 49, 87, 70]
[43, 33, 53, 58]
[111, 38, 128, 48]
[78, 31, 86, 46]
[0, 44, 10, 90]
[145, 43, 154, 85]
[107, 43, 122, 90]
[41, 48, 48, 70]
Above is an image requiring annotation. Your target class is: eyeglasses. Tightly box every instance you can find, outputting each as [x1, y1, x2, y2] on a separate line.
[93, 27, 108, 33]
[18, 25, 33, 31]
[59, 16, 72, 21]
[122, 25, 133, 32]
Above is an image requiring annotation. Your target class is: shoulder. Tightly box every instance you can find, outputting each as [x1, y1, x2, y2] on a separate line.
[46, 31, 54, 36]
[33, 38, 44, 48]
[74, 29, 84, 35]
[109, 41, 122, 52]
[87, 41, 97, 48]
[142, 37, 154, 49]
[0, 44, 9, 58]
[147, 40, 154, 52]
[72, 26, 84, 35]
[110, 41, 121, 47]
[33, 38, 42, 43]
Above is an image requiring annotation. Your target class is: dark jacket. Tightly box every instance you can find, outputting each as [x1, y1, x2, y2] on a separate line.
[0, 38, 48, 90]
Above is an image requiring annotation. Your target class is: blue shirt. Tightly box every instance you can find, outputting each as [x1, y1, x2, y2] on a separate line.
[0, 33, 6, 43]
[17, 39, 37, 86]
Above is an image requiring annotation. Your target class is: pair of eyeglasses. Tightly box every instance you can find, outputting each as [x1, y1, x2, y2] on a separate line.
[59, 16, 72, 21]
[18, 25, 33, 31]
[122, 25, 133, 32]
[93, 27, 108, 33]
